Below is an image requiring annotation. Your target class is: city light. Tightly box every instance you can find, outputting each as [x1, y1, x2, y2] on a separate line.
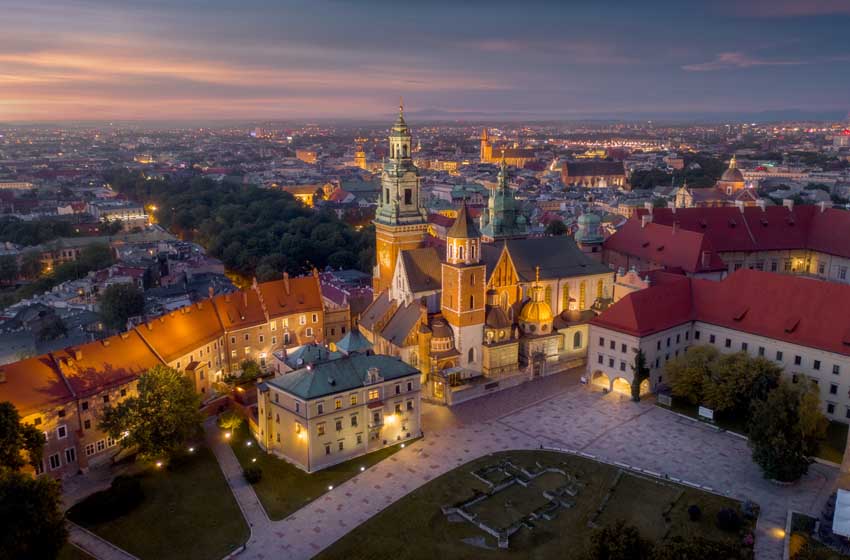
[327, 485, 333, 491]
[360, 466, 365, 472]
[155, 461, 163, 468]
[400, 443, 405, 448]
[188, 446, 195, 453]
[252, 458, 257, 463]
[224, 432, 231, 439]
[246, 441, 252, 447]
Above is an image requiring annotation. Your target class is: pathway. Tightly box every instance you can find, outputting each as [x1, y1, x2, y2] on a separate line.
[67, 522, 139, 560]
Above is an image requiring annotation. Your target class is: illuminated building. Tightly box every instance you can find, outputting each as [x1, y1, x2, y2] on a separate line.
[479, 128, 537, 168]
[296, 149, 318, 164]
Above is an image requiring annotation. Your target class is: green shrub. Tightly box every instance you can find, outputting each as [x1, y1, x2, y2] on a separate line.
[688, 504, 702, 521]
[217, 410, 243, 431]
[243, 466, 262, 484]
[716, 508, 742, 532]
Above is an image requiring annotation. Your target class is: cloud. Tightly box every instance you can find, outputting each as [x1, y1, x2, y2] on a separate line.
[682, 52, 805, 71]
[729, 0, 850, 17]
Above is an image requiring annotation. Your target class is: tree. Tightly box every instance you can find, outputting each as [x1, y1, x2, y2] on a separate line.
[545, 219, 567, 236]
[98, 283, 145, 331]
[651, 536, 747, 560]
[18, 250, 42, 278]
[0, 255, 18, 284]
[665, 346, 720, 405]
[240, 359, 262, 380]
[584, 521, 653, 560]
[100, 365, 203, 461]
[748, 381, 826, 482]
[630, 350, 650, 401]
[0, 470, 67, 560]
[0, 401, 45, 472]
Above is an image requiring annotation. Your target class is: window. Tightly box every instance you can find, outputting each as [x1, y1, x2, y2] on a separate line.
[395, 403, 402, 414]
[830, 384, 838, 395]
[275, 413, 280, 424]
[724, 338, 731, 348]
[272, 336, 277, 345]
[709, 335, 716, 344]
[573, 331, 582, 349]
[48, 453, 61, 470]
[312, 313, 318, 323]
[776, 351, 783, 361]
[597, 354, 603, 364]
[325, 444, 331, 455]
[834, 365, 841, 375]
[794, 355, 802, 366]
[599, 337, 605, 347]
[395, 384, 400, 395]
[675, 334, 680, 344]
[65, 447, 76, 464]
[619, 362, 626, 372]
[827, 403, 835, 414]
[296, 402, 300, 412]
[244, 333, 250, 342]
[356, 433, 363, 444]
[82, 401, 89, 411]
[335, 399, 342, 410]
[656, 340, 661, 350]
[335, 420, 343, 431]
[373, 411, 381, 424]
[84, 419, 91, 430]
[350, 394, 358, 406]
[56, 425, 67, 439]
[276, 433, 281, 443]
[306, 328, 313, 337]
[351, 415, 358, 427]
[814, 360, 821, 371]
[792, 374, 799, 384]
[103, 395, 110, 403]
[771, 261, 778, 272]
[666, 337, 671, 348]
[758, 346, 765, 356]
[284, 333, 290, 345]
[368, 389, 379, 400]
[741, 342, 748, 352]
[621, 343, 627, 353]
[317, 402, 324, 414]
[85, 443, 95, 457]
[318, 423, 326, 436]
[259, 335, 264, 343]
[299, 315, 306, 325]
[407, 400, 414, 411]
[230, 336, 236, 344]
[338, 441, 344, 451]
[608, 358, 614, 368]
[407, 382, 412, 391]
[120, 388, 126, 397]
[271, 321, 277, 331]
[34, 417, 42, 426]
[694, 331, 701, 340]
[609, 340, 615, 350]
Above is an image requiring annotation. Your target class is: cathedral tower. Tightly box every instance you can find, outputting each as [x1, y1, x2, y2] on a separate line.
[441, 201, 485, 369]
[480, 153, 528, 242]
[480, 128, 492, 162]
[373, 102, 429, 294]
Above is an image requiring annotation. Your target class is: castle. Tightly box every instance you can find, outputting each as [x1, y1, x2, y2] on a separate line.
[361, 107, 615, 404]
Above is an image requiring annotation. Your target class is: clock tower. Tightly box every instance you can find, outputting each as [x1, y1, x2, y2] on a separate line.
[373, 102, 429, 295]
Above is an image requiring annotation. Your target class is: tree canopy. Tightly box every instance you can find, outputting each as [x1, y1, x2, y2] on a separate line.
[544, 219, 567, 236]
[98, 282, 145, 331]
[0, 470, 67, 560]
[107, 170, 374, 278]
[0, 401, 45, 472]
[100, 365, 203, 460]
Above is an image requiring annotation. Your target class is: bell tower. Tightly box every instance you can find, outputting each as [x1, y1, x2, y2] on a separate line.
[441, 201, 485, 369]
[373, 101, 429, 295]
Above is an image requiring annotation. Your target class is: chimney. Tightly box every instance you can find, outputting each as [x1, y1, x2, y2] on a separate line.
[672, 221, 679, 234]
[702, 251, 710, 268]
[0, 369, 6, 383]
[735, 200, 745, 213]
[643, 201, 653, 211]
[419, 299, 428, 327]
[74, 349, 82, 361]
[283, 272, 291, 294]
[102, 339, 110, 347]
[641, 214, 652, 228]
[757, 199, 766, 211]
[820, 201, 832, 213]
[783, 198, 794, 211]
[312, 267, 319, 279]
[208, 285, 214, 299]
[667, 201, 676, 214]
[242, 290, 248, 308]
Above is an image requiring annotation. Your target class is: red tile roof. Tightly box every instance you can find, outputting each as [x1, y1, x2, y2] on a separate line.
[604, 220, 726, 273]
[592, 269, 850, 357]
[643, 205, 850, 258]
[0, 356, 73, 417]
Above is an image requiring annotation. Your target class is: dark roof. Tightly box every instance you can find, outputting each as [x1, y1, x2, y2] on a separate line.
[563, 161, 625, 177]
[505, 237, 610, 281]
[400, 247, 442, 293]
[447, 202, 480, 239]
[380, 302, 420, 346]
[359, 290, 392, 331]
[334, 329, 373, 355]
[267, 354, 418, 400]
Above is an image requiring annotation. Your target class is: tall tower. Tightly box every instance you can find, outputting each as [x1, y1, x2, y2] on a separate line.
[480, 153, 528, 242]
[480, 128, 492, 162]
[441, 202, 485, 369]
[354, 137, 368, 170]
[373, 102, 429, 295]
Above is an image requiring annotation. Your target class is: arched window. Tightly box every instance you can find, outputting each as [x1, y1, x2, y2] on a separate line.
[402, 144, 408, 157]
[385, 189, 390, 204]
[579, 281, 586, 309]
[562, 284, 570, 311]
[471, 243, 477, 260]
[597, 278, 604, 299]
[448, 244, 454, 259]
[500, 292, 508, 310]
[573, 331, 582, 349]
[469, 295, 474, 309]
[544, 286, 552, 309]
[458, 246, 465, 260]
[470, 273, 475, 286]
[467, 348, 475, 364]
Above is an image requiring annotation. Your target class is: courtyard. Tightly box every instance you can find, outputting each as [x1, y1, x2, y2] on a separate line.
[315, 450, 755, 559]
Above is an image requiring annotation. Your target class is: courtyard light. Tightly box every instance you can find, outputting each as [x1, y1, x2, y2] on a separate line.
[224, 431, 231, 439]
[328, 485, 333, 491]
[401, 443, 405, 448]
[155, 461, 163, 468]
[252, 458, 257, 463]
[360, 466, 365, 472]
[246, 441, 252, 447]
[188, 446, 195, 453]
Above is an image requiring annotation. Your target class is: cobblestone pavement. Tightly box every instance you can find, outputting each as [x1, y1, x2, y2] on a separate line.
[214, 375, 836, 560]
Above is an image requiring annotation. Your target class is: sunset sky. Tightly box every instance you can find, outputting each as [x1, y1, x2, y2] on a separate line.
[1, 0, 849, 122]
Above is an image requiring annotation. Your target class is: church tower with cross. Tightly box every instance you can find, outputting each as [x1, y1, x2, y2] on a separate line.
[373, 101, 429, 294]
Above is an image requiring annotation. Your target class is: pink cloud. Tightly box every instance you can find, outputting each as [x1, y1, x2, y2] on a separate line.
[682, 51, 805, 71]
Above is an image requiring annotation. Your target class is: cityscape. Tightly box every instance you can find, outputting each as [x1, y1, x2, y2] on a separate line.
[2, 2, 850, 560]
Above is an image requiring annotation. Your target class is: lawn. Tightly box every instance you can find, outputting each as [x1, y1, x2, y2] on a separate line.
[58, 543, 94, 560]
[67, 447, 248, 560]
[664, 399, 848, 463]
[228, 422, 414, 520]
[789, 512, 850, 560]
[315, 450, 754, 560]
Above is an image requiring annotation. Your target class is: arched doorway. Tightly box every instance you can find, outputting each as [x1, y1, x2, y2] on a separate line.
[612, 377, 631, 395]
[591, 371, 610, 390]
[639, 378, 651, 396]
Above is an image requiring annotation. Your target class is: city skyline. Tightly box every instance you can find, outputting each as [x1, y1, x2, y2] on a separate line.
[1, 0, 849, 122]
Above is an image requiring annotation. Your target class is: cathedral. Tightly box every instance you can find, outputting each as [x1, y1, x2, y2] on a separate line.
[479, 128, 537, 168]
[673, 155, 758, 208]
[360, 107, 615, 405]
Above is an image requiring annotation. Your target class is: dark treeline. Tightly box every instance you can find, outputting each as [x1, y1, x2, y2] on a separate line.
[108, 170, 375, 280]
[629, 153, 727, 190]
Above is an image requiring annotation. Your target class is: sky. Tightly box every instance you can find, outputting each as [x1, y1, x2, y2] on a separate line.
[1, 0, 849, 122]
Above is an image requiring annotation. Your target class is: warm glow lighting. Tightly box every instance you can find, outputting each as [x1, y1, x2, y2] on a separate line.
[252, 458, 257, 463]
[401, 443, 405, 448]
[327, 485, 333, 491]
[188, 447, 195, 453]
[770, 527, 786, 539]
[155, 461, 163, 468]
[359, 466, 365, 472]
[298, 432, 307, 441]
[246, 441, 252, 447]
[385, 414, 396, 425]
[224, 432, 231, 439]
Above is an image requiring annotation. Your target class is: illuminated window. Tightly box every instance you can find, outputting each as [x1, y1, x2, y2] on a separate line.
[317, 423, 325, 436]
[350, 394, 358, 406]
[368, 389, 379, 400]
[335, 399, 342, 410]
[299, 315, 306, 325]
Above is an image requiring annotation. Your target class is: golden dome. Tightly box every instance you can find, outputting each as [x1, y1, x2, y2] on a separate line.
[519, 299, 553, 324]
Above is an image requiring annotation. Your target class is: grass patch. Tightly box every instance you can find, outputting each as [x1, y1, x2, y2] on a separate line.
[816, 422, 848, 464]
[58, 544, 95, 560]
[228, 422, 414, 520]
[67, 446, 248, 560]
[789, 512, 850, 560]
[315, 450, 753, 560]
